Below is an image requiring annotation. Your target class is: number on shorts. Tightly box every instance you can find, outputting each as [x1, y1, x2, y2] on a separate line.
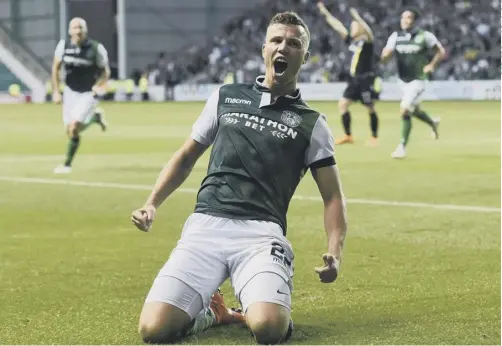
[270, 242, 292, 267]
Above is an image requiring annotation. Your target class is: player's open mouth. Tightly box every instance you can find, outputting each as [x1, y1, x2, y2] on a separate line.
[273, 58, 288, 75]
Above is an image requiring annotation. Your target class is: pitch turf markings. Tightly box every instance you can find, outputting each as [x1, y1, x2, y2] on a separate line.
[0, 176, 499, 213]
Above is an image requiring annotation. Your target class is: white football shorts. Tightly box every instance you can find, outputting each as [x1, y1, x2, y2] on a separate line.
[145, 213, 295, 314]
[62, 86, 98, 125]
[400, 79, 426, 111]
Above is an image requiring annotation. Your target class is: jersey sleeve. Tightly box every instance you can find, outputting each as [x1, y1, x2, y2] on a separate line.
[96, 43, 109, 68]
[54, 39, 65, 60]
[424, 31, 442, 49]
[191, 87, 220, 146]
[305, 115, 336, 168]
[384, 32, 398, 51]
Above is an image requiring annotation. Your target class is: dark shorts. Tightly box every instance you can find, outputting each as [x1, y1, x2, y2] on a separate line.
[342, 75, 380, 105]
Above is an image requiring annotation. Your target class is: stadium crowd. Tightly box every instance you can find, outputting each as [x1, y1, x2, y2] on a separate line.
[138, 0, 500, 86]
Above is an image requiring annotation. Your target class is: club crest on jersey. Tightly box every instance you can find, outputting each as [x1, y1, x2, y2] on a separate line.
[281, 111, 302, 128]
[414, 35, 424, 44]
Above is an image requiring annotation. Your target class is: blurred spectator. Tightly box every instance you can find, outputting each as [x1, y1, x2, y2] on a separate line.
[139, 0, 500, 85]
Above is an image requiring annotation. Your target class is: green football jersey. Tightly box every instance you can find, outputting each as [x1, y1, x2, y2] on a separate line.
[385, 29, 442, 82]
[54, 38, 109, 92]
[191, 77, 336, 234]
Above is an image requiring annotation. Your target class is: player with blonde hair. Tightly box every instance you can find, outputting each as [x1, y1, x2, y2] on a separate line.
[52, 17, 110, 173]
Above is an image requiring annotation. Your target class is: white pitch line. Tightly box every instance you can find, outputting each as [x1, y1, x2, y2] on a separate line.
[0, 176, 499, 214]
[0, 155, 62, 162]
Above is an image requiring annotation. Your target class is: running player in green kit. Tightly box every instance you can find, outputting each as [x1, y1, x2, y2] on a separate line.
[52, 17, 109, 173]
[381, 9, 445, 159]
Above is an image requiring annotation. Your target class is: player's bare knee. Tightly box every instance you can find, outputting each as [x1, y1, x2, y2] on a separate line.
[138, 302, 190, 344]
[68, 123, 80, 138]
[250, 319, 289, 344]
[65, 126, 72, 138]
[138, 318, 183, 344]
[247, 303, 290, 344]
[138, 322, 175, 344]
[70, 129, 80, 138]
[338, 99, 350, 113]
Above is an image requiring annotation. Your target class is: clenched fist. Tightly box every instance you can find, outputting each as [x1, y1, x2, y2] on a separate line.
[314, 253, 340, 283]
[131, 205, 156, 232]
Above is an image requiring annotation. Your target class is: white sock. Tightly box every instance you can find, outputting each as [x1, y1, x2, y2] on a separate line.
[184, 308, 216, 336]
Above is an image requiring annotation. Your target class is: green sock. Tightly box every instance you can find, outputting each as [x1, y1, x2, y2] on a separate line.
[183, 308, 216, 337]
[80, 113, 99, 132]
[401, 114, 412, 146]
[412, 108, 435, 128]
[64, 136, 80, 166]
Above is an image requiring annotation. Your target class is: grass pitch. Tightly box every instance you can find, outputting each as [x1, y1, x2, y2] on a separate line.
[0, 100, 500, 345]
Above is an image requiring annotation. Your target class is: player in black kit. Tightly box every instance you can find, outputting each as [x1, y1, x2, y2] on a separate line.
[318, 3, 380, 146]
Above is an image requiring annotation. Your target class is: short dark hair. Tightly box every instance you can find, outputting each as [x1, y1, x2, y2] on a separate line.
[404, 8, 421, 20]
[268, 11, 310, 47]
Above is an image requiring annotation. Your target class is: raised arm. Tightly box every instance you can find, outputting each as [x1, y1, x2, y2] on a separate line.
[317, 2, 349, 41]
[131, 87, 220, 232]
[349, 7, 374, 42]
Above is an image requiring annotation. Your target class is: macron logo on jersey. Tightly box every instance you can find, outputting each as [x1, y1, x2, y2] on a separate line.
[396, 44, 421, 54]
[225, 97, 251, 105]
[63, 55, 93, 66]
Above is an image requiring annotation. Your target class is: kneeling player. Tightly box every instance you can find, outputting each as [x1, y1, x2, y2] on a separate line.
[131, 11, 346, 345]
